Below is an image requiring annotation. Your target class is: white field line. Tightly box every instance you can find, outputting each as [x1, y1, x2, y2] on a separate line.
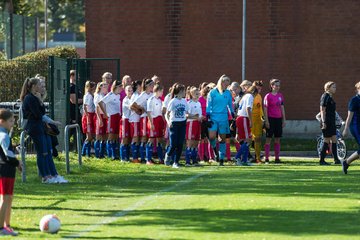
[63, 169, 213, 239]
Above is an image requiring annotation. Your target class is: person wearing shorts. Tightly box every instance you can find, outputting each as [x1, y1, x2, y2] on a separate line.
[128, 80, 142, 163]
[120, 85, 133, 162]
[185, 87, 202, 166]
[206, 75, 234, 166]
[319, 81, 339, 165]
[0, 109, 22, 236]
[342, 81, 360, 173]
[94, 82, 109, 158]
[235, 85, 257, 165]
[81, 81, 96, 157]
[99, 80, 122, 160]
[263, 79, 286, 164]
[131, 78, 155, 163]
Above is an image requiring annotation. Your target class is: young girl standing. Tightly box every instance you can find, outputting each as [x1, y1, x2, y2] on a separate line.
[319, 81, 339, 165]
[81, 81, 96, 157]
[99, 80, 122, 160]
[263, 79, 286, 164]
[120, 85, 133, 162]
[129, 80, 142, 163]
[130, 78, 155, 163]
[251, 81, 264, 163]
[0, 109, 22, 236]
[165, 84, 189, 168]
[94, 82, 108, 158]
[146, 84, 165, 164]
[185, 87, 202, 166]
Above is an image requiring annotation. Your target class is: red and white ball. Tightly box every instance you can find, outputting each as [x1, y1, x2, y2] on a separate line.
[39, 214, 61, 233]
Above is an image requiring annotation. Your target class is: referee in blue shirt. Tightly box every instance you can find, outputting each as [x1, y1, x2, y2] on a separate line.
[206, 75, 234, 166]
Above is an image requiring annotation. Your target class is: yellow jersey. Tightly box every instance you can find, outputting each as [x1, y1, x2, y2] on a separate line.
[252, 94, 263, 118]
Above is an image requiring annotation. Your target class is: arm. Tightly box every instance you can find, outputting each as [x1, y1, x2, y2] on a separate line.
[281, 105, 286, 128]
[70, 93, 83, 104]
[320, 106, 326, 129]
[98, 101, 108, 118]
[246, 107, 252, 127]
[206, 91, 212, 118]
[343, 111, 354, 137]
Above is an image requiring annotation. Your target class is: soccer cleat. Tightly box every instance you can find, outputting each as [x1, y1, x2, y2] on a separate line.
[219, 160, 224, 166]
[0, 227, 18, 236]
[185, 163, 192, 167]
[265, 159, 270, 164]
[342, 160, 349, 174]
[146, 160, 155, 165]
[255, 159, 262, 164]
[172, 163, 180, 168]
[274, 159, 282, 164]
[236, 158, 242, 166]
[319, 161, 331, 166]
[54, 175, 68, 184]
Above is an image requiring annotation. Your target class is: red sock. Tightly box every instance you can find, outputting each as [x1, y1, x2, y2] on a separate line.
[274, 143, 280, 159]
[198, 143, 204, 160]
[265, 143, 270, 160]
[226, 143, 231, 160]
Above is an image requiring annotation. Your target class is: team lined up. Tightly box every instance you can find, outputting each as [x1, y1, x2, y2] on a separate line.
[80, 73, 286, 167]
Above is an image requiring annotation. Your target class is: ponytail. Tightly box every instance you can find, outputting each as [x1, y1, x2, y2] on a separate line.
[20, 77, 40, 101]
[141, 78, 154, 92]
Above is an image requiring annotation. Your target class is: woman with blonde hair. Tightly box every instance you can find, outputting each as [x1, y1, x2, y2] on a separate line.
[342, 81, 360, 173]
[318, 81, 339, 165]
[206, 74, 234, 166]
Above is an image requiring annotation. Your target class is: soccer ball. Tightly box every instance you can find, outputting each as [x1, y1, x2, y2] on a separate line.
[39, 214, 61, 233]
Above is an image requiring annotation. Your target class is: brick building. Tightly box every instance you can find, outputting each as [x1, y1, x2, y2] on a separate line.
[85, 0, 360, 120]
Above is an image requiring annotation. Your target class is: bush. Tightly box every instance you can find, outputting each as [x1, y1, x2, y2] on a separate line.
[0, 46, 79, 102]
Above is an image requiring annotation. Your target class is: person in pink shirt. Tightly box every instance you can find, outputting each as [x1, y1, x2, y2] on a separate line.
[263, 79, 286, 164]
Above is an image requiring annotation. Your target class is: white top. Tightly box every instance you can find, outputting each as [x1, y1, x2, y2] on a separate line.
[147, 95, 163, 118]
[129, 92, 140, 123]
[83, 93, 95, 113]
[163, 93, 172, 109]
[237, 93, 254, 117]
[187, 100, 202, 122]
[134, 91, 153, 117]
[94, 93, 105, 114]
[167, 98, 189, 122]
[122, 96, 132, 119]
[101, 92, 121, 117]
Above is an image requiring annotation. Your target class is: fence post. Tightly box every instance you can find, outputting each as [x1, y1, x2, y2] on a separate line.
[64, 124, 82, 174]
[20, 131, 27, 182]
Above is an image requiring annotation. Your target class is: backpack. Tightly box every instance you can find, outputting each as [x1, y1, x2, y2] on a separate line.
[17, 104, 28, 130]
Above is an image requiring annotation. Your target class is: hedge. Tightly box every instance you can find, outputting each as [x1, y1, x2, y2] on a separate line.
[0, 46, 79, 102]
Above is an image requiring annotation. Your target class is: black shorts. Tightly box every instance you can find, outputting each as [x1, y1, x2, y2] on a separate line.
[266, 117, 283, 138]
[322, 121, 336, 138]
[226, 120, 236, 138]
[201, 120, 209, 139]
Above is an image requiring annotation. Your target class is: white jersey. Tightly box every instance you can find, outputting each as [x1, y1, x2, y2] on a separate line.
[237, 93, 254, 118]
[187, 100, 202, 122]
[147, 95, 163, 118]
[122, 96, 132, 119]
[163, 93, 172, 109]
[134, 91, 153, 117]
[83, 92, 95, 113]
[129, 92, 140, 123]
[94, 93, 105, 114]
[167, 98, 189, 122]
[101, 92, 121, 117]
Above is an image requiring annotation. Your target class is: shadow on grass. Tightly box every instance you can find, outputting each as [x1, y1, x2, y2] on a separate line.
[108, 208, 360, 236]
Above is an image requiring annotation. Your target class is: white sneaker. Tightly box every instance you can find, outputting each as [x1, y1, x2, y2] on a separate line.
[55, 175, 69, 184]
[42, 178, 57, 184]
[172, 163, 180, 169]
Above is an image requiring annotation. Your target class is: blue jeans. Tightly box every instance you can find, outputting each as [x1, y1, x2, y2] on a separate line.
[167, 121, 186, 163]
[27, 121, 58, 177]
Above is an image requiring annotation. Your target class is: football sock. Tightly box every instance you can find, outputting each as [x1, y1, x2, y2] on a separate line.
[219, 142, 226, 160]
[185, 147, 192, 164]
[106, 141, 113, 157]
[320, 142, 329, 162]
[264, 143, 270, 160]
[191, 147, 198, 163]
[94, 140, 100, 158]
[139, 142, 146, 161]
[157, 143, 163, 161]
[241, 143, 249, 163]
[274, 143, 280, 159]
[120, 144, 126, 160]
[226, 142, 231, 160]
[131, 143, 138, 160]
[81, 141, 88, 156]
[100, 141, 106, 158]
[146, 143, 153, 161]
[235, 142, 240, 152]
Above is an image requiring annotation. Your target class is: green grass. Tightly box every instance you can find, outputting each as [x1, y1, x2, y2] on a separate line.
[12, 154, 360, 239]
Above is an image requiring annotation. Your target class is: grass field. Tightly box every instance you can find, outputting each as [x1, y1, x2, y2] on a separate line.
[12, 154, 360, 239]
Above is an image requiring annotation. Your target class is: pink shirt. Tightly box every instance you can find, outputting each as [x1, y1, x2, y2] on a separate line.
[199, 96, 207, 117]
[264, 92, 284, 118]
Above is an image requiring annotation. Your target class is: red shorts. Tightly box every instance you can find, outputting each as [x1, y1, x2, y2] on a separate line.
[96, 114, 108, 135]
[139, 117, 148, 137]
[0, 177, 15, 195]
[236, 116, 252, 139]
[107, 113, 120, 134]
[130, 122, 140, 138]
[120, 118, 130, 139]
[147, 116, 165, 138]
[82, 112, 96, 134]
[186, 120, 201, 140]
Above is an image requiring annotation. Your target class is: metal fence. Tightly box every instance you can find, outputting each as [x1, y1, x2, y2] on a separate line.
[0, 11, 38, 59]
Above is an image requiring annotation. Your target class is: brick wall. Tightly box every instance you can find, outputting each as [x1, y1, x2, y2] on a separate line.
[85, 0, 360, 120]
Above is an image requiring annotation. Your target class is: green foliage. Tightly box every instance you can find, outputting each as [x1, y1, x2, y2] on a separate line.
[13, 155, 360, 239]
[0, 46, 79, 102]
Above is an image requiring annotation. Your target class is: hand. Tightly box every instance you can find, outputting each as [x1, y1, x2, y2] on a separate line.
[103, 115, 108, 119]
[321, 122, 327, 130]
[265, 121, 270, 129]
[151, 123, 155, 130]
[282, 120, 286, 128]
[342, 128, 348, 137]
[167, 121, 172, 128]
[18, 161, 23, 172]
[54, 121, 62, 126]
[98, 118, 103, 127]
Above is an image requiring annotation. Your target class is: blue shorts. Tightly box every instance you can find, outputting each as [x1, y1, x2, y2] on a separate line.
[208, 119, 230, 135]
